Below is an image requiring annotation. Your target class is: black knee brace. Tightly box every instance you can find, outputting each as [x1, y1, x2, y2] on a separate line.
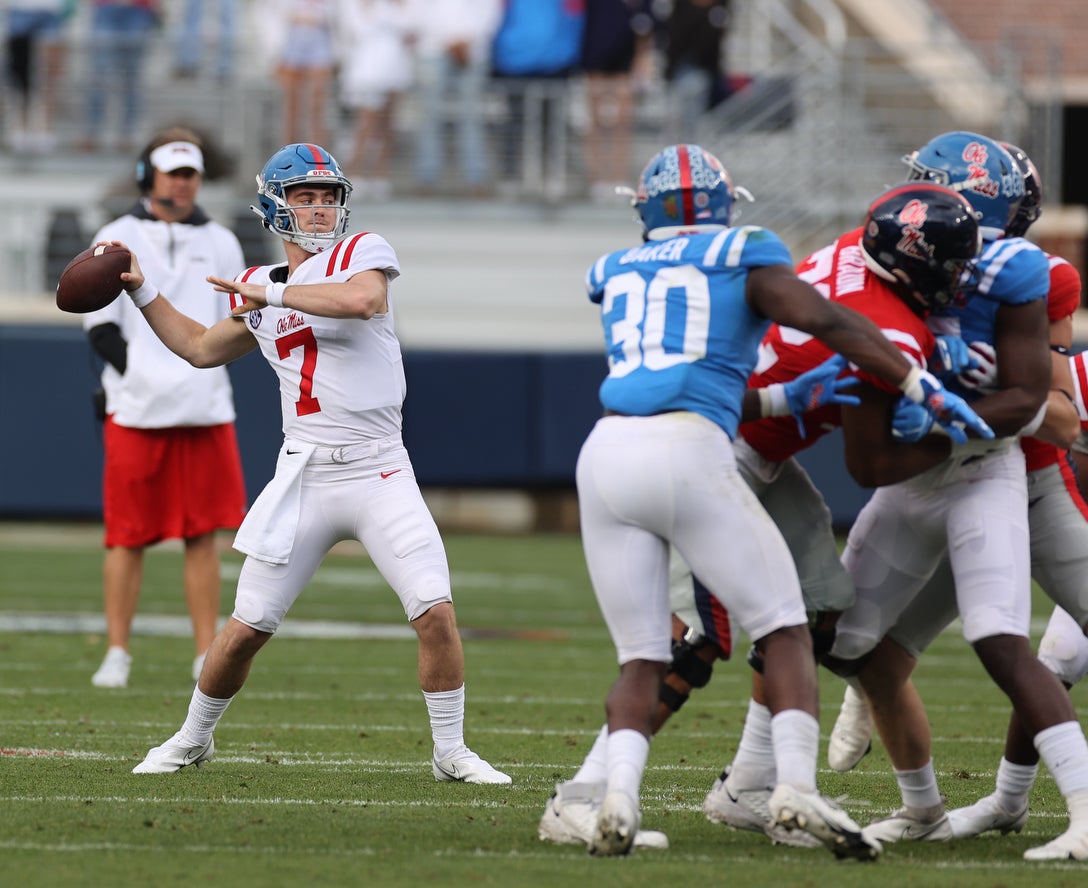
[660, 628, 716, 712]
[670, 629, 715, 688]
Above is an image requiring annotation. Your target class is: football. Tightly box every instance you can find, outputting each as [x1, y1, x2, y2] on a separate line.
[55, 243, 131, 314]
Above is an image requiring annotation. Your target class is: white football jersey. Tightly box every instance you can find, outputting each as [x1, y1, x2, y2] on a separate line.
[234, 232, 405, 445]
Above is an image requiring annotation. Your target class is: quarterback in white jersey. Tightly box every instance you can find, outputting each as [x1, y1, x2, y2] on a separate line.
[112, 143, 509, 787]
[560, 143, 989, 859]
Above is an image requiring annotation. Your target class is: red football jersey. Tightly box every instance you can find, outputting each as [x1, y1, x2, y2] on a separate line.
[739, 227, 935, 462]
[1023, 254, 1083, 472]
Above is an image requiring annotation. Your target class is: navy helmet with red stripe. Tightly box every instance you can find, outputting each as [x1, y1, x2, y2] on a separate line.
[252, 143, 353, 253]
[633, 144, 737, 241]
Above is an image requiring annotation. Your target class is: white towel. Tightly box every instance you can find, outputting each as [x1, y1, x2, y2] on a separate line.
[233, 439, 316, 564]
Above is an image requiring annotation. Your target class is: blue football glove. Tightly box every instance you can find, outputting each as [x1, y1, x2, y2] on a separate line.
[780, 354, 860, 439]
[901, 368, 994, 444]
[933, 335, 978, 375]
[891, 396, 936, 442]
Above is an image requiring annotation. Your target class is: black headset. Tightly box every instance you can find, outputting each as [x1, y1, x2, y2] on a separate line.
[135, 143, 155, 193]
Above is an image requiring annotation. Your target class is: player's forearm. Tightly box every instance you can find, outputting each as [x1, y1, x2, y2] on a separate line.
[138, 295, 246, 368]
[274, 277, 388, 319]
[811, 303, 912, 391]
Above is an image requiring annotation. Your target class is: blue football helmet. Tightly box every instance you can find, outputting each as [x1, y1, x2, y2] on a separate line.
[999, 142, 1042, 238]
[902, 131, 1024, 240]
[860, 182, 982, 315]
[634, 144, 737, 240]
[252, 143, 352, 253]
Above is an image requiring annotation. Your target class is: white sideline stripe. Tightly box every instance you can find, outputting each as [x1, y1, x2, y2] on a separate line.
[0, 612, 415, 640]
[0, 791, 1068, 823]
[0, 839, 1080, 869]
[0, 611, 1056, 639]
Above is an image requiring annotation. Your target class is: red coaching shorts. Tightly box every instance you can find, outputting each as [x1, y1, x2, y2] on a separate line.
[102, 417, 247, 548]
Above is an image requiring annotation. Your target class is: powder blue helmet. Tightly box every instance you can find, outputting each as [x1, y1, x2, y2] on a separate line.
[902, 131, 1024, 240]
[252, 143, 352, 253]
[634, 144, 737, 240]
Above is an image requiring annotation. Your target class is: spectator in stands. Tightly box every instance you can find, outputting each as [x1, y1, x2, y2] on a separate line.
[660, 0, 732, 142]
[410, 0, 502, 195]
[491, 0, 586, 197]
[265, 0, 337, 148]
[337, 0, 415, 198]
[77, 0, 160, 153]
[5, 0, 72, 152]
[172, 0, 238, 82]
[83, 126, 247, 689]
[580, 0, 654, 202]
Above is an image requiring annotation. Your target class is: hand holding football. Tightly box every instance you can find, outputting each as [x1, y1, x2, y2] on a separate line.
[56, 243, 131, 314]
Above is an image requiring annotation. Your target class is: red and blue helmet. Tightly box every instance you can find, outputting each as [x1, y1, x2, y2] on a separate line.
[902, 131, 1024, 240]
[252, 143, 352, 253]
[634, 144, 737, 240]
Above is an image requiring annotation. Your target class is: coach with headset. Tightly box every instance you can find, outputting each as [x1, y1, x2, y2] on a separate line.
[83, 126, 248, 691]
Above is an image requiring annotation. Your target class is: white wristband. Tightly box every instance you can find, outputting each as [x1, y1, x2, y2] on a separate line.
[265, 282, 286, 307]
[758, 383, 790, 417]
[897, 365, 924, 404]
[128, 280, 158, 308]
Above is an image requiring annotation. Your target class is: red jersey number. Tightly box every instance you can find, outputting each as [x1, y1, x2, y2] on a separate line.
[276, 328, 322, 417]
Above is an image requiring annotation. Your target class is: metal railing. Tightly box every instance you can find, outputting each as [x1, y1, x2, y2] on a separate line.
[0, 3, 1061, 297]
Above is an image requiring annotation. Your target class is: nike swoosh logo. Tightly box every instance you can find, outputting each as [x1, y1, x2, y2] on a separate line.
[901, 823, 942, 840]
[286, 449, 301, 455]
[182, 745, 207, 765]
[380, 470, 401, 479]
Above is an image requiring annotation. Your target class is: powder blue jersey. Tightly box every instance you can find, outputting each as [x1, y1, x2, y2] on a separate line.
[929, 236, 1049, 402]
[586, 225, 793, 438]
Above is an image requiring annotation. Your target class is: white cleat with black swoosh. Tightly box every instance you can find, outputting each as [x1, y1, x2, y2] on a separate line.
[132, 732, 215, 773]
[862, 802, 952, 844]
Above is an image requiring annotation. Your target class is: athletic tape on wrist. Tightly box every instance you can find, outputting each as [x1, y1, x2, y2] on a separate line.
[897, 365, 924, 403]
[129, 280, 158, 308]
[758, 384, 790, 417]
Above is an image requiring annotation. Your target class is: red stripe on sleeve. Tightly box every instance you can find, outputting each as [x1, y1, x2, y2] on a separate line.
[324, 240, 346, 276]
[339, 233, 370, 272]
[1073, 352, 1088, 421]
[228, 266, 262, 312]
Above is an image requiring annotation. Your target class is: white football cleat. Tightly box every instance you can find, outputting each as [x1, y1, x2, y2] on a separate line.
[769, 784, 881, 861]
[432, 745, 511, 784]
[947, 793, 1028, 838]
[827, 684, 873, 772]
[1024, 822, 1088, 860]
[538, 781, 669, 849]
[703, 768, 820, 847]
[862, 802, 952, 844]
[132, 732, 214, 774]
[589, 790, 640, 857]
[92, 647, 131, 689]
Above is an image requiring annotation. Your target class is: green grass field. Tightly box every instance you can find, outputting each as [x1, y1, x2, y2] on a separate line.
[1, 523, 1085, 887]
